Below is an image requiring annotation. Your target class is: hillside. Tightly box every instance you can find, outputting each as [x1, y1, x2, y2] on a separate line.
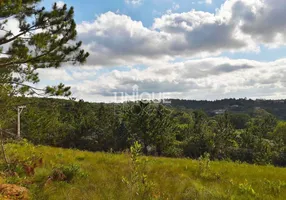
[1, 97, 285, 167]
[168, 99, 286, 120]
[0, 141, 285, 200]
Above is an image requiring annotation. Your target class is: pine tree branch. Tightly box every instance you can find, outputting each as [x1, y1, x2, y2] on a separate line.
[0, 45, 61, 68]
[2, 81, 44, 91]
[0, 25, 38, 45]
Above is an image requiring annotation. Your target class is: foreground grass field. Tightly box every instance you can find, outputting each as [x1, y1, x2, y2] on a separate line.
[0, 141, 285, 200]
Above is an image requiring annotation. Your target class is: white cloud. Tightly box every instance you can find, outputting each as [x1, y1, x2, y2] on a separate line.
[166, 9, 172, 15]
[77, 0, 286, 67]
[223, 0, 286, 46]
[165, 2, 180, 14]
[56, 1, 65, 8]
[76, 0, 286, 68]
[77, 11, 249, 67]
[152, 10, 162, 16]
[37, 66, 101, 82]
[77, 12, 174, 66]
[0, 18, 20, 53]
[172, 3, 180, 11]
[206, 0, 212, 4]
[35, 0, 286, 101]
[71, 70, 97, 80]
[0, 18, 19, 36]
[125, 0, 143, 5]
[37, 57, 286, 102]
[37, 68, 73, 81]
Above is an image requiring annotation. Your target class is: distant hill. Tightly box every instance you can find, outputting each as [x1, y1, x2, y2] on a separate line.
[14, 97, 286, 120]
[167, 98, 286, 120]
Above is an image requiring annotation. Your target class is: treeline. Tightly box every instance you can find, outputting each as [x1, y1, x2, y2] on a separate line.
[169, 98, 286, 120]
[2, 97, 286, 166]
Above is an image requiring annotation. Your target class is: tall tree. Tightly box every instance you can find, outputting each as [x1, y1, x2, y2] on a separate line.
[149, 104, 176, 156]
[212, 112, 237, 159]
[124, 101, 152, 154]
[0, 0, 89, 96]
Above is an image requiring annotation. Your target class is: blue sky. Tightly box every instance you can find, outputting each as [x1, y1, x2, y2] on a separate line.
[42, 0, 222, 25]
[36, 0, 286, 102]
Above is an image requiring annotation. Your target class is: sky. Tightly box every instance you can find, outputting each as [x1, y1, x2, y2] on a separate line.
[35, 0, 286, 102]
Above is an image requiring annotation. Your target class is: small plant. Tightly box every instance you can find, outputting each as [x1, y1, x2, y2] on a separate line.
[22, 157, 43, 176]
[0, 155, 43, 179]
[196, 153, 221, 181]
[238, 180, 256, 197]
[263, 179, 286, 196]
[198, 152, 211, 175]
[60, 164, 81, 182]
[122, 141, 154, 200]
[75, 156, 85, 161]
[48, 164, 87, 183]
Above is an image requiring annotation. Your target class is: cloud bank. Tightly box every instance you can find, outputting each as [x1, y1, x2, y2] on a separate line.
[38, 57, 286, 102]
[37, 0, 286, 101]
[77, 0, 286, 67]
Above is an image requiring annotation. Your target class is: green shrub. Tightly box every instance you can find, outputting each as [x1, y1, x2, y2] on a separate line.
[122, 141, 155, 199]
[52, 164, 87, 183]
[75, 156, 85, 161]
[263, 179, 286, 196]
[162, 145, 183, 158]
[238, 180, 256, 197]
[196, 153, 221, 181]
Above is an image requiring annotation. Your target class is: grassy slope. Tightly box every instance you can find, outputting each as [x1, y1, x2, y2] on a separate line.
[1, 142, 286, 200]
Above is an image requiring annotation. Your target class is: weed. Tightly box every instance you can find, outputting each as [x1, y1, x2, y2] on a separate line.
[197, 153, 221, 181]
[238, 180, 256, 197]
[198, 152, 211, 175]
[75, 156, 85, 161]
[122, 141, 155, 200]
[263, 179, 286, 196]
[51, 164, 87, 183]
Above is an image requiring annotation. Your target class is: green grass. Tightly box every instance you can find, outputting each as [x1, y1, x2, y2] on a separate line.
[1, 141, 286, 200]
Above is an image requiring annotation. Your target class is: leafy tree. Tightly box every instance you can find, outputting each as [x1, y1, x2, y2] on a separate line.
[173, 110, 193, 141]
[241, 112, 278, 164]
[22, 101, 68, 146]
[123, 102, 152, 154]
[272, 122, 286, 166]
[247, 111, 277, 139]
[0, 86, 16, 132]
[114, 120, 129, 151]
[273, 122, 286, 145]
[212, 113, 238, 159]
[123, 102, 177, 156]
[184, 110, 213, 158]
[149, 104, 177, 156]
[0, 0, 89, 96]
[229, 113, 250, 129]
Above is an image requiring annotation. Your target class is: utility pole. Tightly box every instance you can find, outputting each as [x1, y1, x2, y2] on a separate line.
[17, 106, 26, 139]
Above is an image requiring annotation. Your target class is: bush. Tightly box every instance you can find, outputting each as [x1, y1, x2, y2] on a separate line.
[162, 143, 183, 158]
[122, 141, 154, 200]
[238, 180, 256, 197]
[196, 153, 221, 181]
[51, 164, 87, 183]
[263, 179, 286, 196]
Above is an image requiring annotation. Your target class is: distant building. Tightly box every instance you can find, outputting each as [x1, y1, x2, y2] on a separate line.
[213, 109, 226, 115]
[275, 100, 285, 104]
[230, 105, 239, 108]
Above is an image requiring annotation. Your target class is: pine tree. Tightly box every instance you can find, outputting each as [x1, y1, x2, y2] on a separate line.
[0, 0, 89, 96]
